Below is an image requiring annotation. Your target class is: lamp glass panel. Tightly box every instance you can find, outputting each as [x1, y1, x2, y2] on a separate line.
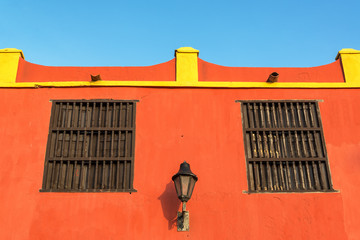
[187, 177, 196, 198]
[174, 176, 181, 197]
[180, 175, 191, 196]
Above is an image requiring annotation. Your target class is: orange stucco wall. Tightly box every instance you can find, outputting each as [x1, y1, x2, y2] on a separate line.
[13, 57, 344, 84]
[198, 58, 344, 82]
[0, 87, 359, 240]
[15, 58, 176, 82]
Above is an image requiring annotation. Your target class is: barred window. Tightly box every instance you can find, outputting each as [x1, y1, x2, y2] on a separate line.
[41, 100, 137, 192]
[239, 100, 334, 193]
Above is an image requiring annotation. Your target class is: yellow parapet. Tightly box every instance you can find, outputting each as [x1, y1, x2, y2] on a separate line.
[1, 47, 360, 88]
[0, 48, 24, 83]
[175, 47, 199, 86]
[336, 48, 360, 84]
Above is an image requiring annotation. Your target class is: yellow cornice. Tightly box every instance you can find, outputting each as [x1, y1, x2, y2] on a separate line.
[1, 81, 360, 89]
[0, 48, 25, 59]
[175, 47, 199, 55]
[335, 48, 360, 60]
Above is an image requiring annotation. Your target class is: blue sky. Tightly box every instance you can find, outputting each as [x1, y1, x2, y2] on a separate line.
[2, 0, 359, 67]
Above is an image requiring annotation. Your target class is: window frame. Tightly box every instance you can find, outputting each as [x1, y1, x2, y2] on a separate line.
[237, 100, 334, 193]
[40, 99, 138, 193]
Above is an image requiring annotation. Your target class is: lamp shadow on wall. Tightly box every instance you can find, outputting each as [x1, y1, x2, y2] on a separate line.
[158, 181, 181, 230]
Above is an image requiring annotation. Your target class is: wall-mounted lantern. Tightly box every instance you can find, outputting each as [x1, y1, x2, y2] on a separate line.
[172, 161, 198, 231]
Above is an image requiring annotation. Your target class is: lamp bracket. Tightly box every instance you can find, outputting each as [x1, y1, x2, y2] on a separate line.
[177, 211, 189, 231]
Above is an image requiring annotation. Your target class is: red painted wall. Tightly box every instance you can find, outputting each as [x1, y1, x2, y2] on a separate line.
[0, 87, 359, 240]
[16, 58, 176, 82]
[198, 58, 344, 82]
[14, 57, 344, 83]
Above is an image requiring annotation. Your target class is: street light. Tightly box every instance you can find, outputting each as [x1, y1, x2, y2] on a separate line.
[172, 161, 198, 231]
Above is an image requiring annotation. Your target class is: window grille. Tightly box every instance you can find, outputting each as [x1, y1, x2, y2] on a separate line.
[239, 100, 334, 192]
[41, 100, 137, 192]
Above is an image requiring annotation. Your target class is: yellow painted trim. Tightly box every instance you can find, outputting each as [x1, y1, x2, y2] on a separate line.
[175, 47, 199, 85]
[336, 48, 360, 85]
[335, 48, 360, 60]
[0, 48, 25, 59]
[0, 48, 24, 84]
[1, 81, 360, 88]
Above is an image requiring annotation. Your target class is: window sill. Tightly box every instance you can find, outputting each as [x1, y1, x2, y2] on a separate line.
[39, 188, 137, 193]
[243, 189, 339, 194]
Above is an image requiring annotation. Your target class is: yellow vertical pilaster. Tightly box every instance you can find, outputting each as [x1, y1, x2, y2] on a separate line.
[0, 48, 24, 83]
[336, 48, 360, 84]
[175, 47, 199, 86]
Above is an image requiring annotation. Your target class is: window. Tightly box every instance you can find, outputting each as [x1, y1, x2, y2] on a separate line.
[239, 100, 334, 193]
[41, 100, 137, 192]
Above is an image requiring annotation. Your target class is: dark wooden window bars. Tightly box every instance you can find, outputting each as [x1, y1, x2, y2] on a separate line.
[239, 100, 334, 193]
[40, 100, 137, 192]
